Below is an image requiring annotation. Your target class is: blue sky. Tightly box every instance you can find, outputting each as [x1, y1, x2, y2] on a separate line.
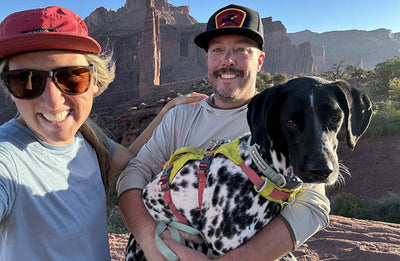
[1, 0, 400, 33]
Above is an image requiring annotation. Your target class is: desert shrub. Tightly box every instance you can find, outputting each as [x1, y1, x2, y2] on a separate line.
[256, 72, 273, 92]
[366, 100, 400, 137]
[364, 192, 400, 223]
[272, 72, 291, 85]
[108, 205, 129, 234]
[330, 192, 400, 224]
[388, 77, 400, 102]
[107, 190, 128, 234]
[330, 193, 366, 219]
[138, 102, 146, 110]
[365, 56, 400, 96]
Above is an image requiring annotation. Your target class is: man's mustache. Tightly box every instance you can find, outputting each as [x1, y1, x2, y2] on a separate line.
[212, 68, 245, 78]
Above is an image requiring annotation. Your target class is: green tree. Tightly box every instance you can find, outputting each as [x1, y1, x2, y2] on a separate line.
[389, 77, 400, 102]
[330, 59, 346, 80]
[368, 56, 400, 95]
[256, 72, 273, 92]
[272, 73, 291, 85]
[344, 65, 368, 79]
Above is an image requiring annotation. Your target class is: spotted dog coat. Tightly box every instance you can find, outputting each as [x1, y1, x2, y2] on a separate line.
[125, 77, 372, 260]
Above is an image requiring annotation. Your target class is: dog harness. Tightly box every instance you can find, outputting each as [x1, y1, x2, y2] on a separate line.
[160, 136, 303, 225]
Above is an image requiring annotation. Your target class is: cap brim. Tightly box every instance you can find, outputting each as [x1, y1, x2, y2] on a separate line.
[194, 27, 264, 51]
[0, 32, 101, 59]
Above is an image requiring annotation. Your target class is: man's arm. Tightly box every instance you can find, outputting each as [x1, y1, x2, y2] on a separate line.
[117, 156, 328, 260]
[164, 217, 292, 261]
[222, 184, 329, 260]
[116, 105, 183, 259]
[279, 183, 330, 247]
[165, 184, 329, 261]
[129, 93, 207, 156]
[220, 216, 293, 261]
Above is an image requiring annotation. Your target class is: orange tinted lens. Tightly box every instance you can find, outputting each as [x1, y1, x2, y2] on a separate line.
[5, 70, 46, 99]
[55, 67, 91, 94]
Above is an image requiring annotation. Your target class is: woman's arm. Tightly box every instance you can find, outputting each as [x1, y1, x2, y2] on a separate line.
[129, 93, 207, 156]
[111, 93, 207, 173]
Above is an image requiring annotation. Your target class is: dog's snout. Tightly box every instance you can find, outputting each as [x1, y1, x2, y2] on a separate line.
[308, 162, 333, 181]
[310, 169, 332, 180]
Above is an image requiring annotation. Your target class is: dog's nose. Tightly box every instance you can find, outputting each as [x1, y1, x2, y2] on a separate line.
[308, 162, 333, 181]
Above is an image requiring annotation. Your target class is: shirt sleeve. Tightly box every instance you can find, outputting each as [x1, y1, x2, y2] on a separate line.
[107, 137, 116, 155]
[279, 183, 330, 248]
[0, 149, 18, 221]
[116, 109, 177, 196]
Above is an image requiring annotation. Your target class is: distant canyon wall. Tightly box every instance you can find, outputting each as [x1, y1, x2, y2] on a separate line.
[289, 29, 400, 72]
[6, 1, 400, 123]
[0, 0, 316, 123]
[84, 0, 315, 104]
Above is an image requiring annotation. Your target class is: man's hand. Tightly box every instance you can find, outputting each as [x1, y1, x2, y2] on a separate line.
[163, 239, 209, 261]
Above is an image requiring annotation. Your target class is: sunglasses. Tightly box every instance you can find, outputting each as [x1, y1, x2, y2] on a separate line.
[1, 66, 94, 99]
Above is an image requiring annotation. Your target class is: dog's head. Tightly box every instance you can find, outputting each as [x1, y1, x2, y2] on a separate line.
[247, 77, 372, 185]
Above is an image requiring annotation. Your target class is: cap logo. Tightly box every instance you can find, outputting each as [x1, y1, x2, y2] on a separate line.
[21, 28, 55, 34]
[215, 8, 246, 29]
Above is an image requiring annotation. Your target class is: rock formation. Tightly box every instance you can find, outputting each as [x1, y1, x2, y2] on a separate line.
[0, 0, 315, 123]
[137, 0, 161, 97]
[289, 28, 400, 72]
[262, 17, 315, 76]
[84, 0, 315, 105]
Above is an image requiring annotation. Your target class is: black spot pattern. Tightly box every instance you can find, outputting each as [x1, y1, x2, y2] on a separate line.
[126, 136, 292, 259]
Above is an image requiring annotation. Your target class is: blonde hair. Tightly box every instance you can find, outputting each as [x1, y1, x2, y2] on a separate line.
[84, 52, 115, 97]
[0, 51, 116, 196]
[82, 51, 116, 196]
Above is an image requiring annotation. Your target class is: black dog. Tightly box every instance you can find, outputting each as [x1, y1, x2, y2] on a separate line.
[125, 77, 372, 260]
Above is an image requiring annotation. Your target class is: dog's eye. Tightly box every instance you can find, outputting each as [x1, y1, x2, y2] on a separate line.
[286, 120, 297, 128]
[330, 115, 341, 123]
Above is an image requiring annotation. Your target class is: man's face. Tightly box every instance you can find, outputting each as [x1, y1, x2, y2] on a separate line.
[206, 34, 265, 109]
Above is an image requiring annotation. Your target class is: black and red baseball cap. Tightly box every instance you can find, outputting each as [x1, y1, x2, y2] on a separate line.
[194, 4, 264, 51]
[0, 6, 101, 59]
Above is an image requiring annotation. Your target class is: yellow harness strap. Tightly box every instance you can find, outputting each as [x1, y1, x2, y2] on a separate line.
[257, 176, 302, 205]
[161, 137, 301, 205]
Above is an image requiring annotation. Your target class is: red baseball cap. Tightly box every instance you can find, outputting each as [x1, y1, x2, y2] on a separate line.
[0, 6, 101, 59]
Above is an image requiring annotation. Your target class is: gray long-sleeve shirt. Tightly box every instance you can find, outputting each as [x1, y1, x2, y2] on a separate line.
[117, 97, 329, 247]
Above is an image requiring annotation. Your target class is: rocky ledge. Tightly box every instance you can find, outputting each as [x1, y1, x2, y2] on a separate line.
[109, 215, 400, 260]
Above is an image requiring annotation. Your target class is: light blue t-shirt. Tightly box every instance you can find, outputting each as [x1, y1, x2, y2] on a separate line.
[0, 119, 113, 261]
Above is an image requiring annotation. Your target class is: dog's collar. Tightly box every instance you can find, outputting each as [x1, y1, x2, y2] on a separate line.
[247, 137, 288, 187]
[247, 136, 302, 190]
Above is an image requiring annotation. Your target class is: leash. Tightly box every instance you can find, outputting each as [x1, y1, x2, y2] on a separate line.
[155, 221, 208, 261]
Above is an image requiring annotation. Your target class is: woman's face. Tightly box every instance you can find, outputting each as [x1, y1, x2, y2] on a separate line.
[8, 50, 98, 145]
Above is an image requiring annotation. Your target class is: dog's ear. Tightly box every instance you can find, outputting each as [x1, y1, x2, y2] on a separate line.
[247, 86, 281, 145]
[333, 80, 373, 150]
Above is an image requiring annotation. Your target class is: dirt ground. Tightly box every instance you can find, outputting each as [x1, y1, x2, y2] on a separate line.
[109, 132, 400, 260]
[109, 214, 400, 261]
[330, 131, 400, 200]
